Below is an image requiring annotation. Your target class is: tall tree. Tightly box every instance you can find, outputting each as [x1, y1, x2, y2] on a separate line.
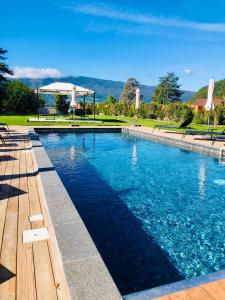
[105, 95, 117, 104]
[0, 48, 13, 83]
[120, 78, 140, 103]
[55, 94, 69, 114]
[152, 72, 183, 104]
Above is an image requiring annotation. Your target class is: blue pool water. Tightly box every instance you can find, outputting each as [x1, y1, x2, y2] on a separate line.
[39, 132, 225, 295]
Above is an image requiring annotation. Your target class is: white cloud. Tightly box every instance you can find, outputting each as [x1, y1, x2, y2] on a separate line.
[184, 68, 193, 75]
[9, 66, 63, 79]
[71, 3, 225, 33]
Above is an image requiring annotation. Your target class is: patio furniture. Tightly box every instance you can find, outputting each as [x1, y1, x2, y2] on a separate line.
[0, 123, 9, 131]
[36, 107, 58, 120]
[153, 117, 193, 132]
[0, 134, 6, 145]
[212, 129, 225, 144]
[0, 124, 10, 136]
[183, 128, 218, 140]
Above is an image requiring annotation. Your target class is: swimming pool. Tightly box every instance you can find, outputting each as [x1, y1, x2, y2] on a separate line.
[39, 132, 225, 295]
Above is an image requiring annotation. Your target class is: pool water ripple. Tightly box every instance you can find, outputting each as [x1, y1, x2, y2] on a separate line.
[40, 132, 225, 295]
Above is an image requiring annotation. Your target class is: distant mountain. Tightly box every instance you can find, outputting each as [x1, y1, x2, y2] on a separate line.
[190, 78, 225, 102]
[18, 76, 195, 105]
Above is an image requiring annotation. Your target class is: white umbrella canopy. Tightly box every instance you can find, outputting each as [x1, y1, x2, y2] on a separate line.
[135, 87, 141, 110]
[37, 82, 94, 96]
[205, 78, 215, 112]
[70, 86, 77, 108]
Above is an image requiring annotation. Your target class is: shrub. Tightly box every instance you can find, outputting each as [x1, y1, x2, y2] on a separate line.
[193, 112, 208, 124]
[2, 80, 43, 114]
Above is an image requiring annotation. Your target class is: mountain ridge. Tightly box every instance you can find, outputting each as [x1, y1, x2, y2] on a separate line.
[18, 76, 195, 104]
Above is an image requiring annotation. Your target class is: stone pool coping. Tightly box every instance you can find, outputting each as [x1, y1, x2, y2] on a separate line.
[29, 126, 225, 300]
[123, 127, 222, 158]
[28, 127, 122, 300]
[124, 270, 225, 299]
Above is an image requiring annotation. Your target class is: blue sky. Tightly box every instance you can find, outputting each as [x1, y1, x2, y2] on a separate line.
[1, 0, 225, 91]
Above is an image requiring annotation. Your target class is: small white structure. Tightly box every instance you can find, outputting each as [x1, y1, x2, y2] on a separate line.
[36, 82, 96, 118]
[205, 78, 215, 112]
[205, 78, 215, 125]
[135, 87, 141, 110]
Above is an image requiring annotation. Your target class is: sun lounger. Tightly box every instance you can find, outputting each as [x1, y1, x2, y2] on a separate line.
[0, 123, 9, 131]
[183, 128, 225, 141]
[0, 124, 10, 136]
[0, 134, 6, 145]
[212, 130, 225, 144]
[153, 117, 193, 132]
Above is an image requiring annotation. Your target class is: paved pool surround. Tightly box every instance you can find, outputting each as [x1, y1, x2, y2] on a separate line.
[123, 127, 221, 158]
[29, 126, 225, 300]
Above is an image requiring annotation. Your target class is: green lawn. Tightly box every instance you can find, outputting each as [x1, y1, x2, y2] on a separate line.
[0, 114, 224, 132]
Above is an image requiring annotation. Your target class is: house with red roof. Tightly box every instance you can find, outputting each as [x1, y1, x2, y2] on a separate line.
[191, 98, 223, 113]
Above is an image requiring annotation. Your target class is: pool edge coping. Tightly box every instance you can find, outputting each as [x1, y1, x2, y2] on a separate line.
[124, 270, 225, 299]
[123, 127, 221, 158]
[28, 127, 123, 300]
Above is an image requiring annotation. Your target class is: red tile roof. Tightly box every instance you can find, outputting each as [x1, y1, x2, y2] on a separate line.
[192, 98, 222, 107]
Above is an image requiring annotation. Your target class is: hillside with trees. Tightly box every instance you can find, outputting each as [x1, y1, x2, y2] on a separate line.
[190, 79, 225, 102]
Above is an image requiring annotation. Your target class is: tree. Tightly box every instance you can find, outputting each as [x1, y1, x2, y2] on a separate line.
[120, 78, 140, 103]
[55, 95, 69, 115]
[152, 72, 183, 104]
[105, 95, 117, 104]
[0, 48, 13, 83]
[3, 80, 42, 113]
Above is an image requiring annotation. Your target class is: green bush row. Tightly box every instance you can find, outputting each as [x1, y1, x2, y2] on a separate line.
[94, 102, 225, 125]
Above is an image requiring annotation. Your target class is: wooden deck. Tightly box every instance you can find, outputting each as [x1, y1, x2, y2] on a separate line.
[154, 279, 225, 300]
[0, 128, 70, 299]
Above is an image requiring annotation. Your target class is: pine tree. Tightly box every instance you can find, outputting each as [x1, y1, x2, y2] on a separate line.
[105, 95, 117, 104]
[0, 48, 13, 83]
[120, 78, 140, 103]
[152, 72, 183, 104]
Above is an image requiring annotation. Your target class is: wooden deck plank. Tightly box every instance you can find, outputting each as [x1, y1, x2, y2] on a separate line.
[187, 286, 215, 300]
[0, 139, 21, 299]
[16, 137, 37, 300]
[25, 143, 57, 300]
[33, 241, 58, 300]
[154, 296, 171, 300]
[169, 291, 193, 300]
[217, 279, 225, 291]
[202, 281, 225, 300]
[0, 145, 16, 253]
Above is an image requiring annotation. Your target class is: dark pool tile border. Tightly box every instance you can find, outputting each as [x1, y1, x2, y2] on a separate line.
[123, 128, 221, 158]
[28, 128, 122, 300]
[124, 270, 225, 300]
[34, 126, 122, 133]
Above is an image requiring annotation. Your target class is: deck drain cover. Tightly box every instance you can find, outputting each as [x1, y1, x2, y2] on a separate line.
[23, 227, 49, 243]
[29, 214, 43, 222]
